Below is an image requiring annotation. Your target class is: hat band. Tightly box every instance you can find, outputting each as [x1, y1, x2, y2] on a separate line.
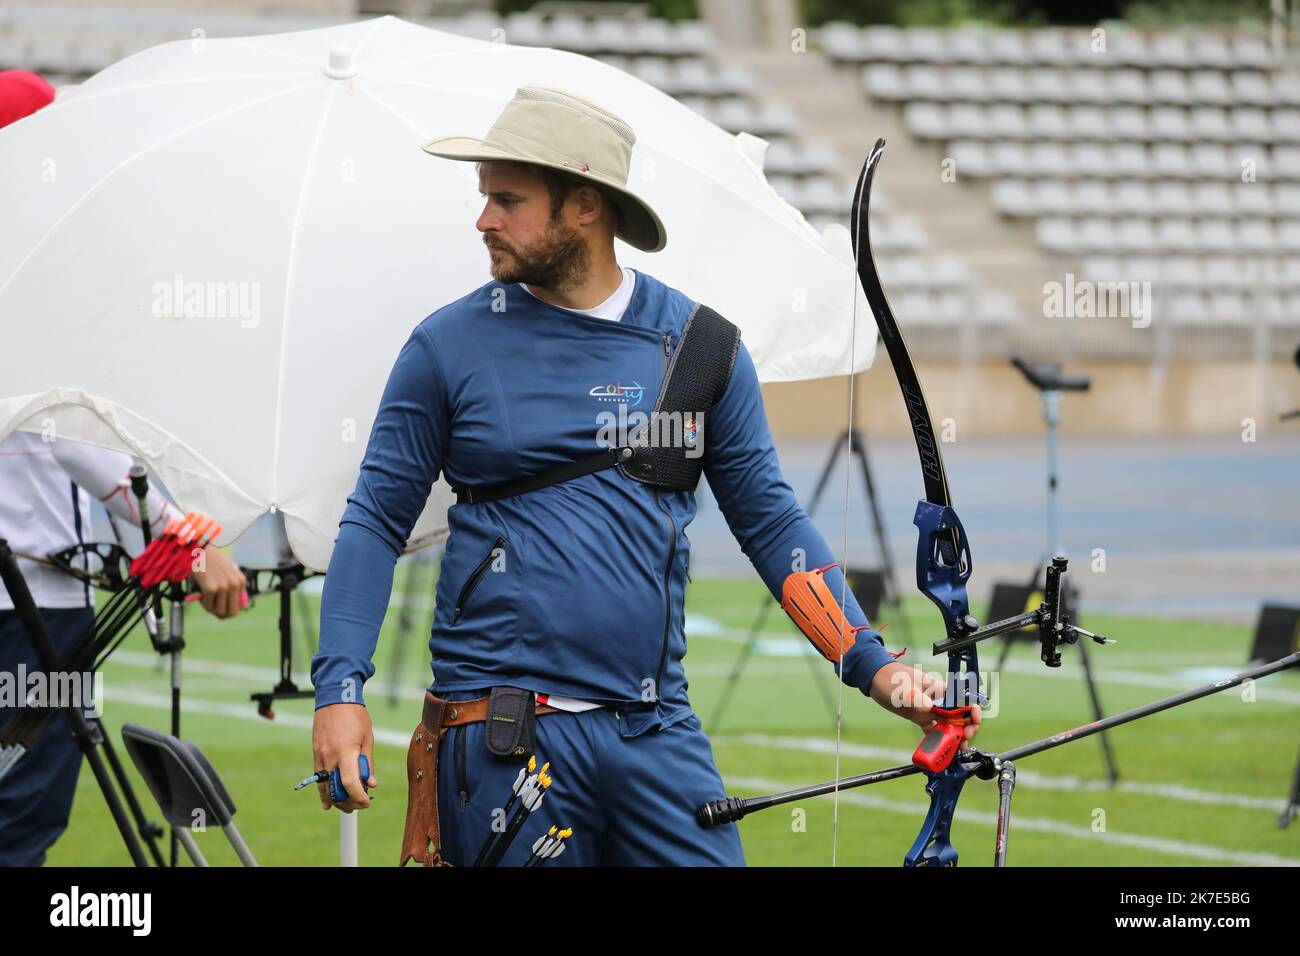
[486, 126, 619, 184]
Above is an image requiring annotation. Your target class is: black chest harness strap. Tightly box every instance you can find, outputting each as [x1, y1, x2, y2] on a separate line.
[454, 303, 741, 505]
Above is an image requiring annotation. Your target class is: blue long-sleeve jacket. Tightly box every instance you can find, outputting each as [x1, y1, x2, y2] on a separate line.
[311, 271, 896, 735]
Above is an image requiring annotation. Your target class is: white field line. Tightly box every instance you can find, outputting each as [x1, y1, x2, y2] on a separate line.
[725, 774, 1300, 867]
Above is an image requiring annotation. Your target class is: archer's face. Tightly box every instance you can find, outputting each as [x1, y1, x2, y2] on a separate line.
[475, 161, 589, 291]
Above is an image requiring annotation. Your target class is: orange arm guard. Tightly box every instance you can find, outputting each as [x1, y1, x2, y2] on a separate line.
[780, 563, 867, 663]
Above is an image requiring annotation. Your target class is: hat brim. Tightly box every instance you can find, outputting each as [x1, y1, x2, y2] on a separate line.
[422, 135, 667, 254]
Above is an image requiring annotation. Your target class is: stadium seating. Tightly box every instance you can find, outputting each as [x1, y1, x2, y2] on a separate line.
[823, 23, 1300, 333]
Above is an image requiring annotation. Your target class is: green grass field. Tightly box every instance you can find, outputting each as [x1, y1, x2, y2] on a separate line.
[45, 568, 1300, 867]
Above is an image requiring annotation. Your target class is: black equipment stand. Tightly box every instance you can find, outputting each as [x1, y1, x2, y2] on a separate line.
[0, 538, 166, 866]
[707, 428, 912, 734]
[1009, 356, 1119, 785]
[245, 563, 319, 719]
[1279, 741, 1300, 828]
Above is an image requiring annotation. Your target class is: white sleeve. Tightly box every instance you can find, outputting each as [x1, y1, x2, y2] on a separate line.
[48, 439, 183, 534]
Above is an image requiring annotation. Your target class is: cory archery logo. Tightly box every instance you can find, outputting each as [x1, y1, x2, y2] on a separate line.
[588, 381, 645, 408]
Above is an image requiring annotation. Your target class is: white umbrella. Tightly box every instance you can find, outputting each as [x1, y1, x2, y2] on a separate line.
[0, 15, 874, 570]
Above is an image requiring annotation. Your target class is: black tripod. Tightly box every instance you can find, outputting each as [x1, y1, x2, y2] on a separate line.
[0, 538, 166, 866]
[1279, 741, 1300, 828]
[707, 428, 911, 733]
[1007, 356, 1119, 784]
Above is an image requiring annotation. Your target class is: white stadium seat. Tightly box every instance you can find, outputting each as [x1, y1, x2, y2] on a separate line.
[950, 140, 996, 177]
[1192, 182, 1234, 216]
[864, 63, 906, 101]
[1028, 104, 1069, 138]
[1230, 71, 1274, 106]
[1150, 33, 1193, 69]
[907, 64, 948, 100]
[906, 28, 950, 63]
[1025, 141, 1071, 176]
[1274, 109, 1300, 142]
[1074, 179, 1114, 215]
[989, 67, 1028, 102]
[1151, 181, 1193, 215]
[1190, 35, 1235, 69]
[1151, 70, 1191, 105]
[1113, 180, 1154, 215]
[1037, 217, 1077, 252]
[1236, 220, 1277, 253]
[860, 25, 905, 62]
[1035, 179, 1073, 215]
[904, 101, 950, 139]
[1233, 36, 1274, 70]
[947, 66, 989, 101]
[1151, 106, 1191, 140]
[947, 30, 992, 64]
[1110, 105, 1150, 140]
[1195, 219, 1237, 252]
[1029, 67, 1070, 102]
[1111, 143, 1155, 178]
[1110, 33, 1152, 68]
[820, 22, 864, 62]
[1231, 107, 1272, 141]
[1109, 69, 1152, 105]
[1189, 69, 1232, 105]
[987, 31, 1032, 65]
[1069, 69, 1109, 103]
[1154, 218, 1198, 252]
[989, 103, 1028, 139]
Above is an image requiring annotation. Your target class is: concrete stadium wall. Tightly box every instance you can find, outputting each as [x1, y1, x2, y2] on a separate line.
[761, 359, 1300, 437]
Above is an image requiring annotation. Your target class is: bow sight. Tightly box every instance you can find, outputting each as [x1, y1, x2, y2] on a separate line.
[933, 555, 1112, 670]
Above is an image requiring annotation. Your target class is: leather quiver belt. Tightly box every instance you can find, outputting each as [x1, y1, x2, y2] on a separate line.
[400, 691, 560, 867]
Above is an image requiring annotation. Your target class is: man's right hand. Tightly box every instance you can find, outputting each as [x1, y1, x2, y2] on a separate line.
[311, 703, 377, 812]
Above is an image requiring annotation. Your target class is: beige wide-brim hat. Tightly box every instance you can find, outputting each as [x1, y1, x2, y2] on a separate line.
[422, 85, 667, 253]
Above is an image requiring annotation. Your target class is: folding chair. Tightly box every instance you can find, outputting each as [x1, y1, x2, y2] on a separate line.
[120, 723, 257, 866]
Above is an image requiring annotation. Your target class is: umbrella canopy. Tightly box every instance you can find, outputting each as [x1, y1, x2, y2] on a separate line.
[0, 16, 874, 570]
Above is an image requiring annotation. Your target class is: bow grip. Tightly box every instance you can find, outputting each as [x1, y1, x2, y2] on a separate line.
[912, 705, 972, 774]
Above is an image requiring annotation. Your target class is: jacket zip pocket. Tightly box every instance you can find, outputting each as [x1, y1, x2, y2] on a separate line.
[452, 535, 506, 623]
